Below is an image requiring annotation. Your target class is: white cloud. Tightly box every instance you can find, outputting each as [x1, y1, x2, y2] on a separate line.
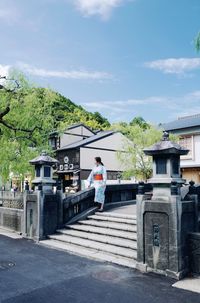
[73, 0, 130, 19]
[0, 9, 11, 20]
[0, 2, 20, 24]
[0, 64, 11, 77]
[0, 62, 113, 81]
[175, 106, 200, 119]
[145, 58, 200, 75]
[84, 96, 168, 111]
[83, 91, 200, 121]
[16, 62, 112, 80]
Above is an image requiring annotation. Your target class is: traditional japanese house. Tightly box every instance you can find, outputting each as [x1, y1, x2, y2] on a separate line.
[49, 123, 126, 192]
[163, 114, 200, 183]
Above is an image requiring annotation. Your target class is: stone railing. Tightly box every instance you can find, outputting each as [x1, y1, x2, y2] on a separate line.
[188, 232, 200, 274]
[0, 207, 24, 232]
[0, 191, 24, 209]
[63, 187, 95, 223]
[63, 183, 152, 224]
[0, 191, 24, 233]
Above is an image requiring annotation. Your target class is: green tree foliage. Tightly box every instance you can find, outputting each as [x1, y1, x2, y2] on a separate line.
[0, 72, 110, 181]
[61, 107, 110, 131]
[130, 116, 149, 130]
[195, 31, 200, 52]
[112, 120, 177, 181]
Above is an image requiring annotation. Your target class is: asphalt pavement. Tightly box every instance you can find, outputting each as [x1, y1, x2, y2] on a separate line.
[0, 235, 200, 303]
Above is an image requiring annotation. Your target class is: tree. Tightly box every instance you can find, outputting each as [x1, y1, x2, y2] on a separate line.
[91, 111, 110, 129]
[61, 107, 110, 131]
[0, 72, 110, 181]
[129, 116, 149, 130]
[0, 74, 60, 182]
[112, 123, 177, 181]
[195, 31, 200, 52]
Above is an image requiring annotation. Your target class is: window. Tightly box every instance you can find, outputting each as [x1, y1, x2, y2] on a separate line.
[36, 166, 41, 177]
[72, 152, 80, 164]
[44, 166, 51, 178]
[156, 158, 167, 174]
[172, 157, 179, 175]
[179, 135, 193, 159]
[49, 137, 57, 149]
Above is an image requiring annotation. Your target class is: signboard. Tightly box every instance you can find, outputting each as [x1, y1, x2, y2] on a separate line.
[64, 156, 69, 164]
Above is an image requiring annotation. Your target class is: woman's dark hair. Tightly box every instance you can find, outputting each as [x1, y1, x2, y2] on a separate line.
[95, 157, 104, 166]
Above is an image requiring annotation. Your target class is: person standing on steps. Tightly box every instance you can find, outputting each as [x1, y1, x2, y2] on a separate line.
[87, 157, 107, 212]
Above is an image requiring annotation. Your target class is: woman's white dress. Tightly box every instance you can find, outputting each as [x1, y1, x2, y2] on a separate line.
[87, 165, 107, 205]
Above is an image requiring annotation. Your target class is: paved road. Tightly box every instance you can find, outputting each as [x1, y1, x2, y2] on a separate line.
[0, 235, 200, 303]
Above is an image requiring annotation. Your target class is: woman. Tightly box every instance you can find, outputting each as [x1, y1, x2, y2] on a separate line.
[87, 157, 107, 212]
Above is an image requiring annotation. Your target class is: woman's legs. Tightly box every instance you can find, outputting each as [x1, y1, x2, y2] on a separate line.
[99, 203, 104, 211]
[94, 184, 105, 211]
[94, 201, 103, 210]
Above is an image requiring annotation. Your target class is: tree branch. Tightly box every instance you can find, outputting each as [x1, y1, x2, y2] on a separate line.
[0, 106, 10, 119]
[0, 119, 42, 134]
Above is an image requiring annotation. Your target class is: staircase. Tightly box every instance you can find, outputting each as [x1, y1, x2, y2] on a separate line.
[40, 209, 137, 268]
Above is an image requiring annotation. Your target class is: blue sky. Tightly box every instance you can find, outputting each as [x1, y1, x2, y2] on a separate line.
[1, 0, 200, 124]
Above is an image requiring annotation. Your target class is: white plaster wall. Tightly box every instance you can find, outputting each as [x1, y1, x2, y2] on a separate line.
[60, 134, 83, 148]
[69, 126, 94, 136]
[180, 134, 200, 167]
[60, 125, 94, 148]
[86, 132, 127, 151]
[80, 147, 124, 171]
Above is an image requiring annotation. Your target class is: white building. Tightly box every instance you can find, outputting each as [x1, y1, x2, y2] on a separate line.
[163, 114, 200, 183]
[49, 123, 127, 191]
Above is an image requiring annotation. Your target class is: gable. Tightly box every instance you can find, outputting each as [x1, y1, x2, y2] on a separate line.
[85, 132, 127, 151]
[67, 124, 94, 136]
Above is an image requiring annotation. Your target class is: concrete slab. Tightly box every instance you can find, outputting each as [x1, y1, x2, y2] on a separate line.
[0, 227, 22, 239]
[173, 276, 200, 294]
[107, 204, 137, 215]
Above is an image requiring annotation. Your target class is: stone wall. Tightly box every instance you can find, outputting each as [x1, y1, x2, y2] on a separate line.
[0, 191, 23, 209]
[188, 232, 200, 274]
[43, 193, 61, 236]
[0, 191, 24, 233]
[137, 196, 196, 279]
[0, 207, 24, 233]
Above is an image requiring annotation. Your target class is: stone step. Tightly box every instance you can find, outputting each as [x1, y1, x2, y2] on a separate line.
[77, 220, 137, 232]
[40, 239, 136, 268]
[67, 224, 137, 240]
[95, 212, 137, 220]
[88, 214, 136, 225]
[48, 234, 137, 259]
[57, 229, 137, 249]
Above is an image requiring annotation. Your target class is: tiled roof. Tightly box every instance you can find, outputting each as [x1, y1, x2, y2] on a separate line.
[162, 114, 200, 131]
[144, 138, 189, 155]
[30, 151, 58, 164]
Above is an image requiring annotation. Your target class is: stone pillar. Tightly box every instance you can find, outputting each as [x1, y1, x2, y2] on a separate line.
[23, 192, 38, 240]
[56, 180, 64, 228]
[23, 151, 62, 241]
[136, 132, 197, 279]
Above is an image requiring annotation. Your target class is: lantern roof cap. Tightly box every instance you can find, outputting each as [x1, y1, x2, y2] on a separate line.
[143, 131, 189, 156]
[29, 151, 58, 165]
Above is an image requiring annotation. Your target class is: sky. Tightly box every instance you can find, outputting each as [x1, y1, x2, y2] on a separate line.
[1, 0, 200, 124]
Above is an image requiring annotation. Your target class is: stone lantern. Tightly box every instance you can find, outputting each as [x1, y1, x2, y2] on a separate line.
[29, 151, 58, 192]
[143, 131, 189, 200]
[136, 132, 197, 279]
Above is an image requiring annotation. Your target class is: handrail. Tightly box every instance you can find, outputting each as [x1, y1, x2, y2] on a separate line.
[62, 183, 145, 224]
